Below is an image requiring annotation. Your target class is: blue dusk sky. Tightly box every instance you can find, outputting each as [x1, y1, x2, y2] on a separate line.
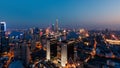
[0, 0, 120, 29]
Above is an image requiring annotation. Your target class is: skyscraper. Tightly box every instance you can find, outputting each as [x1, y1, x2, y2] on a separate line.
[0, 22, 6, 53]
[61, 43, 67, 67]
[55, 19, 58, 32]
[52, 24, 55, 31]
[0, 22, 6, 37]
[0, 22, 6, 32]
[46, 39, 50, 60]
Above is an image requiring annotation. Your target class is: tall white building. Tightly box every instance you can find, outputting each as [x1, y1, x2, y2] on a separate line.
[61, 43, 67, 67]
[46, 40, 50, 60]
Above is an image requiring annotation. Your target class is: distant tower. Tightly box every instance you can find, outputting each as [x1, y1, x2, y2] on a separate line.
[46, 39, 50, 60]
[52, 24, 55, 31]
[55, 19, 58, 32]
[61, 43, 67, 67]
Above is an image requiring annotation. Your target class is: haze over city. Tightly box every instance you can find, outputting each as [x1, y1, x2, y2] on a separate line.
[0, 0, 120, 29]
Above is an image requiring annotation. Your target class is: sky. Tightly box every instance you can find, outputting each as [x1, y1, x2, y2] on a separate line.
[0, 0, 120, 29]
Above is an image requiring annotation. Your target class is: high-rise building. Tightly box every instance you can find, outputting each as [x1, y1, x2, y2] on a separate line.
[50, 42, 57, 58]
[61, 41, 76, 67]
[22, 42, 31, 66]
[46, 39, 50, 60]
[46, 38, 57, 60]
[55, 19, 58, 32]
[0, 22, 6, 32]
[33, 27, 40, 41]
[61, 43, 67, 67]
[14, 41, 31, 66]
[0, 22, 7, 53]
[67, 44, 74, 61]
[0, 22, 6, 37]
[52, 24, 55, 31]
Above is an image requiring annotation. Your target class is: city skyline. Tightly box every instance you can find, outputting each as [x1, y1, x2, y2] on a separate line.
[0, 0, 120, 29]
[1, 1, 120, 67]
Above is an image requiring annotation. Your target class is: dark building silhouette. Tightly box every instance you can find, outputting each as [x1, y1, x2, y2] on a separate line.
[0, 22, 8, 53]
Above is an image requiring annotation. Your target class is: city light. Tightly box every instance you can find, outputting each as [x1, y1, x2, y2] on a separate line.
[0, 0, 120, 68]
